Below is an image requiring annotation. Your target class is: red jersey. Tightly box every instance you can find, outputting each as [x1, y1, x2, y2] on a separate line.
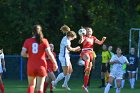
[23, 37, 50, 76]
[82, 36, 97, 49]
[46, 52, 56, 72]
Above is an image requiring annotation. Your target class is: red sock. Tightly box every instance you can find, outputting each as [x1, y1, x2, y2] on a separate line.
[50, 83, 53, 92]
[84, 75, 89, 87]
[43, 82, 49, 93]
[27, 86, 34, 93]
[0, 83, 4, 93]
[37, 91, 43, 93]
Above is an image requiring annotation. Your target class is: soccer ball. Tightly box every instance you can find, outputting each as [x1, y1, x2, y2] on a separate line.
[78, 59, 85, 66]
[78, 28, 86, 36]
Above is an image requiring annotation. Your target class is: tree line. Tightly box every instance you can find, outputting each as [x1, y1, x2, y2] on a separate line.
[0, 0, 140, 54]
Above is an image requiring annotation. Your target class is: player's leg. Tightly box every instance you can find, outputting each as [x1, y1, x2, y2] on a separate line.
[104, 76, 114, 93]
[121, 73, 126, 88]
[0, 73, 4, 93]
[128, 71, 132, 88]
[99, 64, 106, 88]
[131, 71, 136, 89]
[48, 72, 56, 92]
[105, 63, 109, 85]
[62, 62, 73, 90]
[82, 54, 93, 93]
[36, 76, 46, 93]
[116, 73, 123, 93]
[52, 66, 66, 87]
[52, 56, 67, 87]
[44, 75, 51, 93]
[116, 79, 122, 93]
[27, 76, 36, 93]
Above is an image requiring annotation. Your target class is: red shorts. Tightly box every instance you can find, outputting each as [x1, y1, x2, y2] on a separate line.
[80, 50, 94, 67]
[27, 62, 47, 77]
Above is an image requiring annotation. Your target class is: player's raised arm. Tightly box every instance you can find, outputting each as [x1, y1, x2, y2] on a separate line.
[67, 45, 81, 52]
[95, 37, 106, 45]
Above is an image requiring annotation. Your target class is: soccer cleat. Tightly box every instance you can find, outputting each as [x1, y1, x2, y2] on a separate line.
[82, 85, 89, 93]
[62, 84, 71, 91]
[50, 91, 53, 93]
[51, 81, 56, 89]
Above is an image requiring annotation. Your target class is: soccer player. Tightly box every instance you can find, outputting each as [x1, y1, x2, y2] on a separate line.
[99, 44, 111, 88]
[127, 47, 138, 89]
[44, 44, 56, 93]
[104, 47, 129, 93]
[21, 24, 58, 93]
[108, 45, 114, 57]
[79, 27, 106, 93]
[52, 30, 81, 90]
[0, 48, 6, 93]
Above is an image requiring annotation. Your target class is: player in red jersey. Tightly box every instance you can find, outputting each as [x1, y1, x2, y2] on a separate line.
[79, 27, 106, 93]
[21, 24, 58, 93]
[44, 44, 56, 93]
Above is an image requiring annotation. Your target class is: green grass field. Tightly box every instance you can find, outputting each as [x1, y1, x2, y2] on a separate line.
[3, 79, 140, 93]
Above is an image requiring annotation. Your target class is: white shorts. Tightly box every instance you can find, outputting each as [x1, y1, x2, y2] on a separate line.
[127, 71, 136, 73]
[110, 70, 123, 80]
[59, 56, 71, 66]
[0, 66, 3, 73]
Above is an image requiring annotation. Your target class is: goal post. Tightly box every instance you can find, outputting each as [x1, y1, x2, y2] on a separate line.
[129, 28, 140, 80]
[129, 28, 140, 57]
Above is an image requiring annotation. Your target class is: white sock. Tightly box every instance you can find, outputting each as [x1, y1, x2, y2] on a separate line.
[55, 73, 64, 84]
[129, 78, 132, 88]
[116, 88, 120, 93]
[63, 74, 71, 86]
[114, 79, 117, 88]
[104, 83, 111, 93]
[121, 79, 125, 88]
[131, 78, 135, 88]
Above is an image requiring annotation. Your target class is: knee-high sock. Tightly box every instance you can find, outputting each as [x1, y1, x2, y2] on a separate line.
[101, 78, 105, 86]
[121, 79, 125, 88]
[84, 75, 89, 87]
[43, 82, 49, 93]
[114, 79, 117, 88]
[37, 91, 43, 93]
[104, 83, 111, 93]
[63, 74, 71, 86]
[129, 78, 132, 88]
[27, 86, 34, 93]
[55, 73, 64, 84]
[116, 88, 120, 93]
[50, 83, 53, 91]
[0, 83, 4, 93]
[131, 78, 135, 88]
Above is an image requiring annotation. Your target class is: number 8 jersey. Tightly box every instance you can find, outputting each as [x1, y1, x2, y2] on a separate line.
[22, 37, 50, 68]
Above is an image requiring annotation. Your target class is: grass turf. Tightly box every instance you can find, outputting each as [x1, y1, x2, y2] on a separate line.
[3, 79, 140, 93]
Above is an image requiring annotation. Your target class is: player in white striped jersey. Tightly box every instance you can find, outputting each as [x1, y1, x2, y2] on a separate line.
[104, 46, 129, 93]
[52, 31, 81, 90]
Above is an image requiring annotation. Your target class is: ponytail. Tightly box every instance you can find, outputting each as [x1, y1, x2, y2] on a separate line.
[33, 25, 44, 44]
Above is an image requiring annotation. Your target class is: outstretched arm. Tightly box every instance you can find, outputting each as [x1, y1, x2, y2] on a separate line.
[95, 37, 106, 45]
[67, 45, 81, 52]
